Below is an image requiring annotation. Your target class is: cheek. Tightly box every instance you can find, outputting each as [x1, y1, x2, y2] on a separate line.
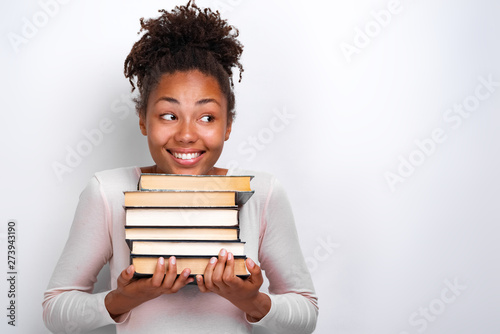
[146, 124, 169, 146]
[203, 127, 227, 148]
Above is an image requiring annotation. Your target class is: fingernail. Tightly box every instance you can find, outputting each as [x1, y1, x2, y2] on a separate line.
[210, 257, 217, 264]
[159, 257, 165, 265]
[126, 266, 132, 274]
[247, 258, 255, 269]
[183, 270, 190, 278]
[220, 248, 227, 256]
[228, 252, 233, 261]
[170, 256, 176, 265]
[197, 275, 202, 282]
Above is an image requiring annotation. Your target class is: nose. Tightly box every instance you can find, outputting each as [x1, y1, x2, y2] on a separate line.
[174, 119, 197, 144]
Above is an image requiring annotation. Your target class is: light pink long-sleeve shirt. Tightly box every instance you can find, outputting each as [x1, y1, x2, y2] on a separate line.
[43, 166, 318, 333]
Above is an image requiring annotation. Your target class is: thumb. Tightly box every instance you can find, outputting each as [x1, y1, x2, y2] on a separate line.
[118, 265, 135, 286]
[246, 258, 263, 284]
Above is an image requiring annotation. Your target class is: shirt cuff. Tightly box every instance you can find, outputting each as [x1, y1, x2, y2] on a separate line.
[98, 290, 131, 325]
[245, 292, 276, 327]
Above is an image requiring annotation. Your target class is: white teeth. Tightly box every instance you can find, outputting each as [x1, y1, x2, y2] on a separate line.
[173, 152, 200, 160]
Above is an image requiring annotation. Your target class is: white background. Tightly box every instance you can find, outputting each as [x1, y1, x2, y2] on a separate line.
[1, 0, 500, 333]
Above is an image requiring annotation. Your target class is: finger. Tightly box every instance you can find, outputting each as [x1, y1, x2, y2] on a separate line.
[212, 248, 228, 288]
[203, 256, 218, 291]
[150, 257, 166, 287]
[162, 256, 177, 288]
[222, 252, 237, 286]
[117, 265, 135, 287]
[170, 268, 193, 293]
[246, 258, 263, 286]
[196, 275, 208, 292]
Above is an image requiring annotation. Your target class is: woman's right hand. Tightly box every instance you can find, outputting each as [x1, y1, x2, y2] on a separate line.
[105, 256, 194, 319]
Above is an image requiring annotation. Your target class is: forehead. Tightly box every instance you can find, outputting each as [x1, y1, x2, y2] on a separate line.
[153, 70, 224, 99]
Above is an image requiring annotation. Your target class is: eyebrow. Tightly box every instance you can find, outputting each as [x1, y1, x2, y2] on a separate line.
[154, 96, 221, 106]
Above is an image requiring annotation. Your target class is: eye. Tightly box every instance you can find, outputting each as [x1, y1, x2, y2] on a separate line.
[200, 115, 214, 123]
[161, 113, 176, 121]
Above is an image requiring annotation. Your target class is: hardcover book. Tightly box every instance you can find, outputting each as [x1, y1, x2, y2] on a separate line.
[131, 255, 249, 277]
[128, 240, 246, 257]
[125, 207, 239, 227]
[125, 226, 239, 241]
[139, 173, 253, 192]
[124, 190, 254, 207]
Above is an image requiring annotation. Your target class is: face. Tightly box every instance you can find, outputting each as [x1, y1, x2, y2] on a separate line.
[139, 70, 231, 175]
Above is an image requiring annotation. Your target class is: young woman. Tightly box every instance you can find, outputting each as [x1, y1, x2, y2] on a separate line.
[43, 3, 318, 333]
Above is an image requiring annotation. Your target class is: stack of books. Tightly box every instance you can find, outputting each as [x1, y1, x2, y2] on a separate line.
[124, 173, 254, 278]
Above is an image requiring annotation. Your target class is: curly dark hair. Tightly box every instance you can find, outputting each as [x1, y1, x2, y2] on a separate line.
[124, 1, 244, 122]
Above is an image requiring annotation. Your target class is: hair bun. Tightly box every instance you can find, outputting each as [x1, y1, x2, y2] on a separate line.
[125, 1, 243, 92]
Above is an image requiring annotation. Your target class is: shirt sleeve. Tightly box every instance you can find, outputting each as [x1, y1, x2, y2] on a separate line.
[42, 177, 129, 333]
[249, 177, 319, 333]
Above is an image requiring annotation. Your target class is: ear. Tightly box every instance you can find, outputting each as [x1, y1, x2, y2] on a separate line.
[224, 119, 232, 141]
[139, 113, 147, 136]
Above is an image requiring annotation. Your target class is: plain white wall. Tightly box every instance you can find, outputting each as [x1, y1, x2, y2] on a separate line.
[1, 0, 500, 333]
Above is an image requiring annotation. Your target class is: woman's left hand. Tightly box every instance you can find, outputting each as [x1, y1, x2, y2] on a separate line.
[196, 249, 271, 322]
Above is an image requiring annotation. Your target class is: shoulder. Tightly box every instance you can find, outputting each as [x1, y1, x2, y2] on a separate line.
[93, 166, 141, 191]
[76, 166, 140, 213]
[81, 166, 140, 203]
[229, 168, 288, 205]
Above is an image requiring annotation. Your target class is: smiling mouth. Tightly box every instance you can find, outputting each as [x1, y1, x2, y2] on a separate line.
[168, 150, 203, 160]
